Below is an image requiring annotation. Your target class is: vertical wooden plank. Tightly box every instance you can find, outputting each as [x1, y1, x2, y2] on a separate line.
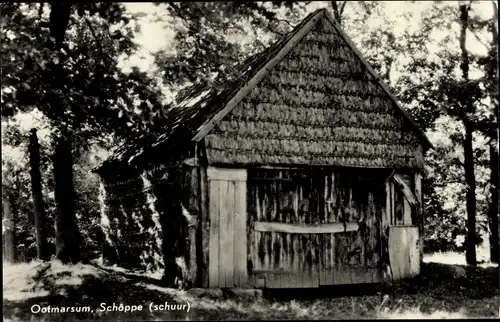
[400, 227, 408, 278]
[388, 226, 402, 281]
[385, 182, 391, 226]
[218, 180, 229, 287]
[247, 176, 254, 287]
[408, 227, 420, 277]
[414, 172, 424, 267]
[234, 180, 248, 287]
[209, 180, 219, 287]
[254, 180, 261, 279]
[226, 180, 234, 288]
[332, 233, 340, 285]
[282, 177, 294, 288]
[335, 233, 346, 285]
[272, 179, 280, 288]
[292, 182, 302, 288]
[403, 199, 412, 225]
[200, 165, 210, 288]
[390, 183, 395, 225]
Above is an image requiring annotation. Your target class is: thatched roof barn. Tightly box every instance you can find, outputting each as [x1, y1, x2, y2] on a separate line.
[95, 8, 431, 289]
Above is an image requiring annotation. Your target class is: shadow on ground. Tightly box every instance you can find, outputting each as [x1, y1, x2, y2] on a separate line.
[263, 262, 499, 318]
[3, 261, 499, 321]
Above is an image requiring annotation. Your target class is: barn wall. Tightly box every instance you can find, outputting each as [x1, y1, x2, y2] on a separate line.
[98, 165, 171, 272]
[98, 148, 201, 286]
[247, 167, 391, 287]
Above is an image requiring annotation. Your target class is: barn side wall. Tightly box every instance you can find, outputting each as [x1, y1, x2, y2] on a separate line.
[98, 152, 201, 286]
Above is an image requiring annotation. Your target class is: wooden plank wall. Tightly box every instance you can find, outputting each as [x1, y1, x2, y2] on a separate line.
[386, 172, 422, 281]
[414, 172, 424, 264]
[208, 168, 248, 288]
[388, 226, 420, 280]
[248, 169, 386, 288]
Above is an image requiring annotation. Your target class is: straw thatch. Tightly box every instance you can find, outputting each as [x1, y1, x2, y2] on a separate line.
[97, 8, 429, 173]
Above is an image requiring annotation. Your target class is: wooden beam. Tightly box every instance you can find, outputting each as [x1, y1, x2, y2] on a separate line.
[254, 221, 358, 234]
[323, 10, 433, 151]
[414, 172, 424, 266]
[192, 11, 323, 142]
[392, 174, 417, 206]
[207, 167, 247, 182]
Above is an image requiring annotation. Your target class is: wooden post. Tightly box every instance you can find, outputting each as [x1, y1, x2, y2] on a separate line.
[182, 159, 201, 287]
[197, 140, 210, 287]
[414, 172, 424, 265]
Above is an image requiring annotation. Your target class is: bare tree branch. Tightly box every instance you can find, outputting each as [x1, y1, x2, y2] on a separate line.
[167, 2, 189, 25]
[339, 1, 348, 17]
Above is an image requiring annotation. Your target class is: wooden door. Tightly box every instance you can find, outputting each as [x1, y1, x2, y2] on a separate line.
[207, 167, 248, 288]
[320, 174, 384, 285]
[249, 169, 324, 288]
[248, 169, 384, 288]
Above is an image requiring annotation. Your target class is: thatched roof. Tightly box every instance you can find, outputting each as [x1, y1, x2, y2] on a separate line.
[97, 8, 431, 173]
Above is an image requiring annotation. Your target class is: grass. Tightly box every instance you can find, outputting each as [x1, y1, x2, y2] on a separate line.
[2, 254, 499, 321]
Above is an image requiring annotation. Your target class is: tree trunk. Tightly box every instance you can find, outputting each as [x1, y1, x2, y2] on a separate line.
[459, 4, 477, 266]
[488, 0, 499, 264]
[53, 132, 81, 264]
[330, 1, 347, 25]
[489, 140, 499, 263]
[28, 129, 50, 261]
[2, 188, 16, 263]
[464, 121, 478, 266]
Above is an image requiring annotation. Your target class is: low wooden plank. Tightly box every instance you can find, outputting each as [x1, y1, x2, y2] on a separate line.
[208, 181, 220, 287]
[254, 222, 358, 234]
[207, 167, 247, 182]
[234, 181, 248, 287]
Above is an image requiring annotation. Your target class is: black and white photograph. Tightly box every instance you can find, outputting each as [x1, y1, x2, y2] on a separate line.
[1, 1, 499, 320]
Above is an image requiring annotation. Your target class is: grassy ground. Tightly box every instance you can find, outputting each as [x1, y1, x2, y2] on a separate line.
[3, 254, 499, 321]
